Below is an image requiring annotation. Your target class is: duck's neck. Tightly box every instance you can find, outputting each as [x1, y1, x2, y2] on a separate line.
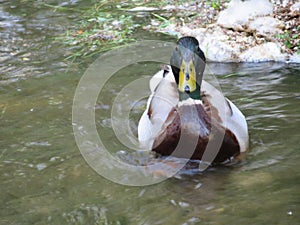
[179, 83, 201, 101]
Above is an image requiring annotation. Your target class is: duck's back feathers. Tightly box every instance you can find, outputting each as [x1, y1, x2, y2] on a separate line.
[138, 66, 249, 162]
[202, 81, 249, 152]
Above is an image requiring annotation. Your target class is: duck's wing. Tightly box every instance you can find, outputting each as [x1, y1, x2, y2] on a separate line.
[138, 68, 179, 150]
[202, 80, 249, 152]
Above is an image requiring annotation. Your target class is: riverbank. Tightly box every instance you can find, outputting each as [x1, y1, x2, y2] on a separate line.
[142, 0, 299, 63]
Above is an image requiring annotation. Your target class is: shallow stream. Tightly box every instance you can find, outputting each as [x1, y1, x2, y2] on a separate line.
[1, 1, 299, 224]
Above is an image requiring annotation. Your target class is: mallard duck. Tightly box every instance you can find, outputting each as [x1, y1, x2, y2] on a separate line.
[138, 36, 249, 164]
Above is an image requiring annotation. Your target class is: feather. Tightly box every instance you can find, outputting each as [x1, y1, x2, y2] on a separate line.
[202, 81, 249, 152]
[138, 70, 178, 149]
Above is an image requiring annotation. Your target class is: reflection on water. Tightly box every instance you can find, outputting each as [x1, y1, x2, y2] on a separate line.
[1, 0, 300, 224]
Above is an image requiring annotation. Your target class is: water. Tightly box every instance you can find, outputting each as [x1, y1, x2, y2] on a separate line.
[1, 1, 300, 224]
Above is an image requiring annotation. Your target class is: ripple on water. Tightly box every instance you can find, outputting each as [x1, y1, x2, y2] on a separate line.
[25, 141, 51, 147]
[62, 204, 111, 225]
[0, 1, 299, 222]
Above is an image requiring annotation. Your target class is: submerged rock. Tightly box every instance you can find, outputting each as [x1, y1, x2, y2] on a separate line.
[289, 54, 300, 63]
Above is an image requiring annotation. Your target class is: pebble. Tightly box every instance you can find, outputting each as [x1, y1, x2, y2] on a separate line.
[194, 183, 202, 189]
[36, 163, 47, 171]
[170, 199, 177, 206]
[127, 6, 159, 12]
[178, 201, 190, 208]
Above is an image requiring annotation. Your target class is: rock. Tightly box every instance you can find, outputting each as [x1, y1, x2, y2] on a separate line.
[199, 39, 239, 62]
[157, 23, 180, 36]
[239, 42, 287, 62]
[201, 38, 240, 62]
[281, 0, 290, 8]
[290, 2, 300, 16]
[288, 54, 300, 63]
[174, 25, 289, 63]
[151, 0, 300, 63]
[248, 16, 284, 37]
[217, 0, 273, 31]
[127, 6, 159, 12]
[190, 26, 241, 62]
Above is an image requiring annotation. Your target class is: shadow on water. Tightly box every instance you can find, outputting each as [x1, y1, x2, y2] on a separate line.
[0, 0, 300, 224]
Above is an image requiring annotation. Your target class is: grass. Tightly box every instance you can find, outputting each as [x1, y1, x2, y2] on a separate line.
[55, 0, 231, 61]
[277, 30, 300, 54]
[151, 13, 173, 29]
[209, 0, 221, 10]
[54, 1, 141, 61]
[54, 0, 233, 61]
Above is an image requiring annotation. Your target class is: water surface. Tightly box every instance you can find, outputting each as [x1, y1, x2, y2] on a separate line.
[1, 1, 299, 224]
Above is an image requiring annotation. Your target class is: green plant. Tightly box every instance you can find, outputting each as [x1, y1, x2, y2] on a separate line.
[277, 31, 299, 51]
[56, 2, 138, 60]
[151, 13, 172, 29]
[206, 0, 221, 10]
[211, 0, 221, 10]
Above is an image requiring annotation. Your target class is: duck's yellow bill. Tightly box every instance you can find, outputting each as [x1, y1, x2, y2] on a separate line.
[178, 59, 197, 93]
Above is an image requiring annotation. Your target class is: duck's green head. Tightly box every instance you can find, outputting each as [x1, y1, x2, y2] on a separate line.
[170, 36, 206, 100]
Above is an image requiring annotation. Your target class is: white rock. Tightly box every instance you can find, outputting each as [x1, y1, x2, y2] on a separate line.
[290, 2, 300, 15]
[178, 27, 207, 44]
[288, 54, 300, 63]
[177, 26, 291, 62]
[178, 25, 240, 62]
[36, 163, 47, 171]
[162, 5, 176, 10]
[179, 26, 194, 36]
[282, 0, 290, 7]
[217, 0, 273, 31]
[239, 42, 287, 62]
[127, 6, 159, 12]
[248, 16, 284, 37]
[178, 201, 190, 208]
[158, 9, 300, 63]
[200, 38, 240, 62]
[194, 27, 240, 62]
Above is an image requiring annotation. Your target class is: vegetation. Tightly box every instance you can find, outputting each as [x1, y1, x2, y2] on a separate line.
[210, 0, 222, 10]
[276, 29, 300, 54]
[273, 0, 300, 54]
[56, 0, 228, 60]
[57, 3, 138, 61]
[55, 0, 298, 61]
